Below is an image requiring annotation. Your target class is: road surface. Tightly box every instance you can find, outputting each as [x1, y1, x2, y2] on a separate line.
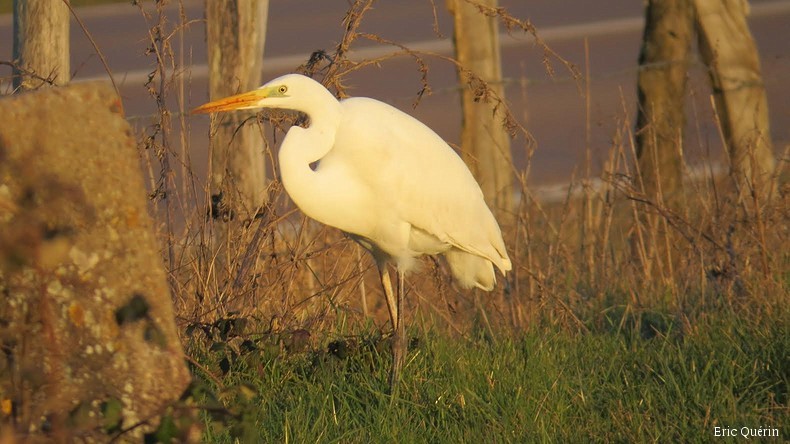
[1, 0, 787, 189]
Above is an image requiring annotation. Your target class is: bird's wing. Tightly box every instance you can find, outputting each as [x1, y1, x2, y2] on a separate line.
[334, 98, 510, 272]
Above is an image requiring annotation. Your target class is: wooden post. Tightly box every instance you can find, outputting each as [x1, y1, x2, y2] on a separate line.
[635, 0, 694, 203]
[694, 0, 776, 201]
[206, 0, 269, 221]
[12, 0, 70, 90]
[447, 0, 514, 219]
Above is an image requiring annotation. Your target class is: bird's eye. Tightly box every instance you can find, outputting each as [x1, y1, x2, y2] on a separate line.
[278, 85, 288, 94]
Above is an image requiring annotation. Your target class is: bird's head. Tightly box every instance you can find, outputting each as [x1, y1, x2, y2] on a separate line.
[191, 74, 331, 115]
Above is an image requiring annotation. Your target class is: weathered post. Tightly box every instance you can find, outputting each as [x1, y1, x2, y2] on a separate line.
[206, 1, 270, 222]
[694, 0, 776, 201]
[635, 0, 694, 203]
[447, 0, 514, 219]
[12, 0, 70, 90]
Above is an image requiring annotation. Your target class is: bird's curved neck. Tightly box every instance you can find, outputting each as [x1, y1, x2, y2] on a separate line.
[278, 93, 346, 226]
[282, 89, 342, 163]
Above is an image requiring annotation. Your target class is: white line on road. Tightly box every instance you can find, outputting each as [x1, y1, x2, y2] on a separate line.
[72, 0, 790, 88]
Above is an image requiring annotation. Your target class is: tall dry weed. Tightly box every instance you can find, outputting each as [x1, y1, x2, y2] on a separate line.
[124, 0, 787, 345]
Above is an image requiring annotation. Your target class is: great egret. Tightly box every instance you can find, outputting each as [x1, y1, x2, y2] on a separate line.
[193, 73, 511, 386]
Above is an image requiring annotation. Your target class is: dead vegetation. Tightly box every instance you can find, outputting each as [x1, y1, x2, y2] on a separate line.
[115, 0, 788, 346]
[121, 0, 787, 340]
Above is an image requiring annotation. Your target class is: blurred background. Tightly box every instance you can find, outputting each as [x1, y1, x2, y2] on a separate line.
[1, 0, 788, 193]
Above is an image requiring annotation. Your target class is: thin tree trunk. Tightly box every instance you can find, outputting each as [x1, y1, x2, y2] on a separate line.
[447, 0, 513, 219]
[635, 0, 694, 204]
[206, 0, 269, 221]
[12, 0, 70, 90]
[693, 0, 776, 201]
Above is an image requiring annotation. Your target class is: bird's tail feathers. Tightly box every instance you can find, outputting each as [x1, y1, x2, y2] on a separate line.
[445, 248, 498, 291]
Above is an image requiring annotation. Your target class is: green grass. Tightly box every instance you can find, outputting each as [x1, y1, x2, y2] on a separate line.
[184, 309, 788, 443]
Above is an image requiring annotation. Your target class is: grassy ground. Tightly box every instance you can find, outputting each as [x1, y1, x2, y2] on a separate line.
[180, 305, 787, 443]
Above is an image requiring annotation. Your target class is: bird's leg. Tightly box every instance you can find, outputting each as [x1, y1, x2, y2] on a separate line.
[394, 268, 406, 369]
[380, 266, 398, 333]
[379, 265, 403, 389]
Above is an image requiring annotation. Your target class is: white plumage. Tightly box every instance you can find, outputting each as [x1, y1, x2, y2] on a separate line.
[194, 73, 511, 386]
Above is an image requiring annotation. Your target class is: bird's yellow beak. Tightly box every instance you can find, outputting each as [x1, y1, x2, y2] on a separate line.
[191, 87, 272, 114]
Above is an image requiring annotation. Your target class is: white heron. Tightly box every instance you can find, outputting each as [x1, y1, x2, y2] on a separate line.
[193, 73, 511, 386]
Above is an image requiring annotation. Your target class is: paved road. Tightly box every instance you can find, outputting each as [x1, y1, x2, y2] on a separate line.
[1, 0, 788, 187]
